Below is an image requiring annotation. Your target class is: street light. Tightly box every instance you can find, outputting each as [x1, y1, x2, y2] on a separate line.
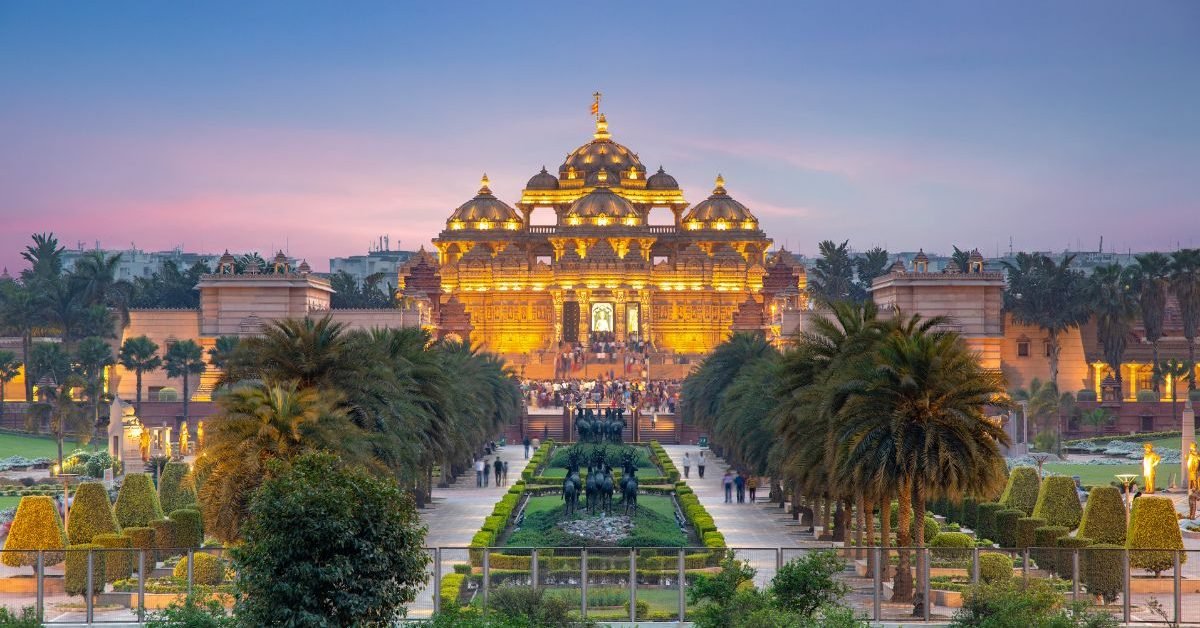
[1115, 473, 1139, 520]
[50, 464, 80, 529]
[1016, 400, 1030, 455]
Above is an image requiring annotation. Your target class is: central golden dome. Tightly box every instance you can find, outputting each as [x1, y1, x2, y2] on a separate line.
[558, 114, 646, 184]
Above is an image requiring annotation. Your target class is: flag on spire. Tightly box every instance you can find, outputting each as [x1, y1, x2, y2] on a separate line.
[591, 91, 601, 117]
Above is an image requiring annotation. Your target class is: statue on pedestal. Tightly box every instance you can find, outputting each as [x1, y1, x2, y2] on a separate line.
[1143, 442, 1161, 494]
[1188, 442, 1200, 492]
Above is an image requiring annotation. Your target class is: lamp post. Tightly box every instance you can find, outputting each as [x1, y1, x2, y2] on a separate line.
[1115, 473, 1138, 520]
[1017, 400, 1030, 455]
[50, 465, 80, 530]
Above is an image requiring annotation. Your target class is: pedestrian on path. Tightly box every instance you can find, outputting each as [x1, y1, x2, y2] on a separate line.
[523, 436, 531, 459]
[697, 452, 706, 478]
[683, 452, 691, 478]
[747, 475, 758, 502]
[493, 458, 503, 487]
[502, 460, 509, 486]
[483, 458, 490, 487]
[723, 470, 734, 503]
[734, 471, 746, 503]
[475, 458, 484, 487]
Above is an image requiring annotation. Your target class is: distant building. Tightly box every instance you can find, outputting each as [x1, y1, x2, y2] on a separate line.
[329, 236, 414, 285]
[61, 245, 221, 281]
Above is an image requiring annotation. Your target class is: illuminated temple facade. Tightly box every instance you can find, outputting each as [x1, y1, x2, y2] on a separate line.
[411, 112, 805, 356]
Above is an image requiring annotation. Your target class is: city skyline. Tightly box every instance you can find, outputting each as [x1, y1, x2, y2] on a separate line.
[2, 1, 1197, 273]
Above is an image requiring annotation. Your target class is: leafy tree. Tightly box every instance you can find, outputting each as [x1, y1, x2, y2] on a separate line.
[205, 335, 239, 371]
[1012, 378, 1073, 452]
[119, 335, 161, 415]
[329, 270, 396, 309]
[1002, 252, 1091, 388]
[680, 332, 776, 433]
[1089, 264, 1138, 388]
[809, 240, 856, 304]
[771, 551, 850, 617]
[1170, 249, 1200, 384]
[1129, 252, 1171, 390]
[69, 250, 131, 327]
[1153, 358, 1194, 423]
[74, 336, 115, 431]
[19, 232, 65, 287]
[951, 246, 972, 272]
[0, 282, 43, 401]
[1079, 408, 1112, 435]
[164, 340, 205, 430]
[130, 260, 209, 309]
[854, 247, 890, 295]
[233, 452, 430, 626]
[28, 342, 72, 390]
[0, 350, 21, 417]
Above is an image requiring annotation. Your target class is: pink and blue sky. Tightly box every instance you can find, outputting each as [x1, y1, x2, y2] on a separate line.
[1, 1, 1197, 272]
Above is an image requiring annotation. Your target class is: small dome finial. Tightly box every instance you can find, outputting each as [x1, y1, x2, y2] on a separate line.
[713, 174, 726, 194]
[594, 113, 610, 140]
[479, 173, 491, 194]
[596, 169, 608, 184]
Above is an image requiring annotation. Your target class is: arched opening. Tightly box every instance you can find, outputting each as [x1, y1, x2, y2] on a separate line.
[528, 206, 557, 226]
[646, 206, 675, 226]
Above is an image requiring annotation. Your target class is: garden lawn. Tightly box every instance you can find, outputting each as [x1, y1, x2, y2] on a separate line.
[0, 432, 82, 459]
[1043, 462, 1162, 491]
[0, 496, 22, 510]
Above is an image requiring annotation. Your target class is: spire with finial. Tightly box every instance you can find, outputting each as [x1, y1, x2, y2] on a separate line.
[478, 173, 491, 195]
[713, 174, 727, 195]
[594, 113, 610, 141]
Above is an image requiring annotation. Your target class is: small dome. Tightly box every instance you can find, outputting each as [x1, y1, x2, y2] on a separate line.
[298, 259, 312, 274]
[526, 166, 559, 190]
[218, 250, 235, 266]
[566, 187, 637, 221]
[914, 249, 929, 263]
[645, 166, 678, 190]
[969, 249, 985, 262]
[559, 114, 645, 182]
[888, 259, 906, 273]
[682, 175, 758, 225]
[447, 174, 522, 227]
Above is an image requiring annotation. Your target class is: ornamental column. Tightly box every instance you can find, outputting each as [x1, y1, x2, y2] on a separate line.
[614, 290, 627, 343]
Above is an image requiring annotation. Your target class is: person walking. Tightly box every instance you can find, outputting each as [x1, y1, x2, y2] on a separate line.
[734, 471, 746, 504]
[475, 458, 485, 487]
[493, 458, 503, 487]
[697, 452, 706, 478]
[502, 460, 509, 486]
[481, 458, 489, 487]
[682, 452, 692, 479]
[722, 470, 734, 503]
[523, 436, 531, 459]
[747, 474, 759, 503]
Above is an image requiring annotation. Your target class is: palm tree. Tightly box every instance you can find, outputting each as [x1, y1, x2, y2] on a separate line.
[1090, 264, 1138, 390]
[206, 335, 240, 371]
[0, 351, 21, 418]
[1079, 408, 1112, 436]
[1012, 378, 1074, 452]
[164, 340, 205, 431]
[0, 283, 43, 401]
[1002, 253, 1091, 388]
[680, 332, 775, 433]
[74, 336, 115, 432]
[950, 246, 972, 273]
[194, 381, 375, 541]
[809, 240, 857, 304]
[855, 247, 891, 295]
[1154, 359, 1195, 424]
[69, 250, 132, 328]
[1170, 249, 1200, 387]
[1130, 253, 1172, 391]
[118, 335, 161, 415]
[19, 233, 65, 287]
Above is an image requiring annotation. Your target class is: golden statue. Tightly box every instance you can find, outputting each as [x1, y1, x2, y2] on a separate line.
[1143, 442, 1161, 494]
[139, 430, 150, 461]
[197, 421, 205, 452]
[1188, 442, 1200, 491]
[179, 421, 189, 456]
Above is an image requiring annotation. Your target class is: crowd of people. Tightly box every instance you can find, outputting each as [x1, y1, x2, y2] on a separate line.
[552, 333, 655, 377]
[519, 378, 680, 413]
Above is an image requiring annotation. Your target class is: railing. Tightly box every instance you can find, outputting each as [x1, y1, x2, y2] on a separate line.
[8, 545, 1200, 624]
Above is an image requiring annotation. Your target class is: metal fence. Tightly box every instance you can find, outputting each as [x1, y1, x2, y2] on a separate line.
[5, 545, 1200, 624]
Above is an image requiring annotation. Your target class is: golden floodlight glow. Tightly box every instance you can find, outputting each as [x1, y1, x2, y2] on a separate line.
[567, 214, 582, 226]
[504, 220, 519, 230]
[686, 220, 701, 231]
[623, 216, 638, 226]
[595, 214, 610, 226]
[715, 219, 728, 230]
[477, 219, 491, 230]
[742, 220, 756, 230]
[450, 220, 465, 230]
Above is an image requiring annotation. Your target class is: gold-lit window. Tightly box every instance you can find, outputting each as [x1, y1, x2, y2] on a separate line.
[686, 219, 701, 231]
[567, 214, 582, 226]
[477, 219, 491, 230]
[595, 214, 610, 226]
[741, 220, 756, 230]
[449, 219, 465, 230]
[623, 216, 638, 226]
[628, 168, 638, 179]
[714, 219, 728, 230]
[504, 220, 519, 230]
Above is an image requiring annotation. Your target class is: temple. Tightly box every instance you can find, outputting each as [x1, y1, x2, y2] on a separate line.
[413, 109, 804, 365]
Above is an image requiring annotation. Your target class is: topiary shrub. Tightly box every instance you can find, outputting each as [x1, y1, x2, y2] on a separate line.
[121, 526, 155, 563]
[1000, 467, 1040, 515]
[65, 544, 106, 596]
[1032, 526, 1068, 573]
[66, 482, 119, 545]
[1127, 495, 1185, 576]
[994, 509, 1024, 548]
[1055, 536, 1092, 579]
[1083, 544, 1125, 603]
[930, 531, 973, 561]
[1016, 517, 1046, 549]
[1031, 476, 1083, 530]
[975, 502, 1004, 541]
[157, 462, 196, 514]
[1078, 486, 1127, 545]
[1, 495, 66, 570]
[151, 518, 179, 559]
[91, 533, 133, 582]
[978, 552, 1013, 584]
[173, 552, 225, 585]
[114, 473, 163, 528]
[169, 509, 203, 549]
[917, 514, 940, 544]
[960, 498, 979, 530]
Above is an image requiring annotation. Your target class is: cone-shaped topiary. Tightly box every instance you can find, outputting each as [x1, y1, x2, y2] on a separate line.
[1078, 486, 1127, 545]
[92, 533, 133, 582]
[157, 462, 196, 514]
[151, 518, 179, 559]
[1032, 476, 1084, 530]
[994, 509, 1024, 548]
[1127, 495, 1186, 576]
[67, 482, 119, 545]
[1, 495, 66, 570]
[1016, 517, 1046, 549]
[169, 509, 203, 549]
[1000, 467, 1040, 515]
[1055, 536, 1092, 579]
[1033, 525, 1069, 573]
[1084, 544, 1125, 603]
[975, 502, 1004, 542]
[114, 473, 163, 528]
[173, 552, 225, 585]
[65, 544, 106, 596]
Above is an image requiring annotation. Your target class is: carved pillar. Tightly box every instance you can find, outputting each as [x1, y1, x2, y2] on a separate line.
[551, 290, 564, 344]
[640, 291, 652, 347]
[614, 290, 627, 342]
[577, 290, 591, 342]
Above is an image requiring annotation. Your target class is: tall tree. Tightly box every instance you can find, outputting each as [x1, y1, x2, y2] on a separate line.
[69, 250, 132, 327]
[1002, 252, 1091, 388]
[0, 351, 21, 418]
[950, 246, 972, 273]
[1153, 359, 1194, 424]
[808, 240, 856, 304]
[19, 233, 65, 287]
[1089, 264, 1138, 389]
[1012, 377, 1074, 452]
[74, 336, 115, 431]
[854, 247, 891, 296]
[680, 332, 776, 432]
[119, 335, 161, 416]
[206, 336, 240, 371]
[130, 260, 209, 309]
[28, 342, 72, 389]
[1129, 253, 1172, 391]
[164, 340, 205, 430]
[0, 283, 42, 401]
[1170, 249, 1200, 387]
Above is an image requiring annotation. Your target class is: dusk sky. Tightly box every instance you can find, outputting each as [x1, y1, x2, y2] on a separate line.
[2, 2, 1197, 273]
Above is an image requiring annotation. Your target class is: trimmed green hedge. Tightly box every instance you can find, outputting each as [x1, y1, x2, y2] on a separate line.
[157, 462, 196, 514]
[994, 509, 1024, 548]
[1078, 486, 1126, 545]
[122, 526, 155, 558]
[1127, 495, 1185, 576]
[1015, 517, 1046, 549]
[169, 509, 203, 549]
[150, 518, 179, 559]
[1032, 476, 1083, 530]
[930, 532, 973, 561]
[1032, 525, 1068, 573]
[979, 552, 1013, 584]
[975, 502, 1004, 542]
[440, 573, 465, 608]
[173, 552, 225, 585]
[66, 482, 119, 545]
[115, 474, 163, 529]
[65, 544, 105, 596]
[1000, 467, 1040, 515]
[1084, 544, 1124, 603]
[1055, 536, 1092, 579]
[92, 533, 133, 582]
[2, 495, 67, 568]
